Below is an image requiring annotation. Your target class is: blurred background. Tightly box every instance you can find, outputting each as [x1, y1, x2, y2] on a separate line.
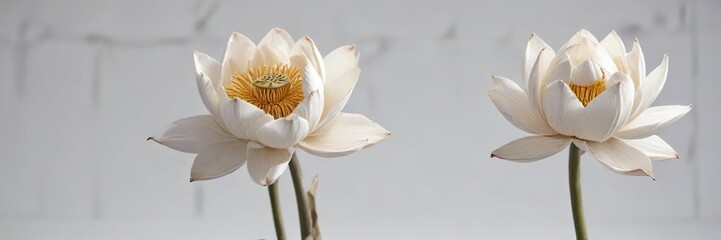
[1, 0, 719, 239]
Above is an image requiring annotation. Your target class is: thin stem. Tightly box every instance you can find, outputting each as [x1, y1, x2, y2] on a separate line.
[569, 143, 588, 240]
[268, 182, 286, 240]
[289, 153, 312, 239]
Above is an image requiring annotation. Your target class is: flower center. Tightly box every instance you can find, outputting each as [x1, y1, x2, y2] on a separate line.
[226, 64, 304, 119]
[568, 80, 606, 107]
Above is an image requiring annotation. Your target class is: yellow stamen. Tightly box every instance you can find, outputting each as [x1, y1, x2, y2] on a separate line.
[226, 64, 304, 119]
[569, 80, 606, 107]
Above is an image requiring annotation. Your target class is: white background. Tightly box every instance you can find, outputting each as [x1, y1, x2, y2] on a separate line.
[1, 0, 720, 239]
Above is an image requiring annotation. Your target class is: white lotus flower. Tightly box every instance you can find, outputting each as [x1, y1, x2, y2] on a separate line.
[489, 30, 691, 178]
[150, 28, 389, 185]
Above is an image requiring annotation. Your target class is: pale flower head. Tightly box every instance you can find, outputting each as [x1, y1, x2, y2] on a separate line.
[489, 29, 691, 178]
[150, 28, 389, 185]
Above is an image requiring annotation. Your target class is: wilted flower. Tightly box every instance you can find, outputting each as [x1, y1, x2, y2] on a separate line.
[490, 30, 691, 177]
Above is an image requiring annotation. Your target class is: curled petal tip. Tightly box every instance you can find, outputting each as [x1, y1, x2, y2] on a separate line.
[189, 178, 195, 182]
[490, 153, 497, 158]
[146, 137, 153, 141]
[348, 44, 357, 51]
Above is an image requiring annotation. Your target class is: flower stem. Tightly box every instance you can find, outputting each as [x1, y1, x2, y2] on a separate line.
[569, 143, 588, 240]
[289, 153, 312, 239]
[268, 182, 286, 240]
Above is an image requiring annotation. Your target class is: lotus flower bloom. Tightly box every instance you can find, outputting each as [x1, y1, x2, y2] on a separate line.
[150, 28, 389, 185]
[489, 30, 691, 177]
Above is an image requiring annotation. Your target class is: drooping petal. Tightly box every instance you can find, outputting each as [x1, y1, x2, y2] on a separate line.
[291, 37, 325, 82]
[221, 32, 256, 88]
[615, 105, 692, 139]
[630, 55, 669, 119]
[528, 48, 554, 119]
[623, 135, 679, 161]
[543, 80, 584, 136]
[255, 115, 310, 149]
[292, 90, 323, 132]
[220, 98, 273, 140]
[489, 76, 556, 135]
[626, 39, 646, 90]
[524, 34, 555, 91]
[190, 140, 249, 181]
[324, 44, 359, 86]
[149, 115, 236, 154]
[246, 142, 293, 186]
[574, 72, 634, 142]
[600, 30, 628, 73]
[319, 67, 360, 128]
[490, 135, 572, 162]
[587, 138, 653, 178]
[298, 112, 389, 158]
[194, 52, 221, 119]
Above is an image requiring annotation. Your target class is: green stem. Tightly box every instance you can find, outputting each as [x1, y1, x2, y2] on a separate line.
[289, 153, 312, 239]
[569, 143, 588, 240]
[268, 182, 286, 240]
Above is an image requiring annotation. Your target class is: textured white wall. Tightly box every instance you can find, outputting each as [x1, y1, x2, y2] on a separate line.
[1, 0, 719, 239]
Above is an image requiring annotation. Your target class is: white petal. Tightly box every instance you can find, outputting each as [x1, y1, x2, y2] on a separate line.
[255, 115, 310, 149]
[587, 138, 653, 178]
[543, 52, 573, 87]
[489, 76, 556, 135]
[626, 39, 646, 90]
[246, 142, 293, 186]
[589, 43, 618, 73]
[190, 140, 249, 181]
[292, 90, 323, 132]
[630, 55, 669, 118]
[291, 37, 325, 83]
[149, 115, 236, 154]
[571, 139, 590, 152]
[574, 72, 634, 142]
[324, 44, 359, 86]
[528, 48, 554, 119]
[562, 37, 596, 66]
[253, 28, 294, 66]
[253, 44, 289, 67]
[524, 34, 555, 91]
[194, 51, 221, 89]
[258, 28, 293, 57]
[194, 52, 221, 119]
[615, 105, 692, 139]
[543, 80, 584, 136]
[221, 32, 256, 88]
[623, 135, 678, 161]
[319, 67, 360, 128]
[491, 135, 572, 162]
[298, 112, 389, 158]
[570, 60, 604, 86]
[600, 30, 628, 73]
[220, 98, 273, 140]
